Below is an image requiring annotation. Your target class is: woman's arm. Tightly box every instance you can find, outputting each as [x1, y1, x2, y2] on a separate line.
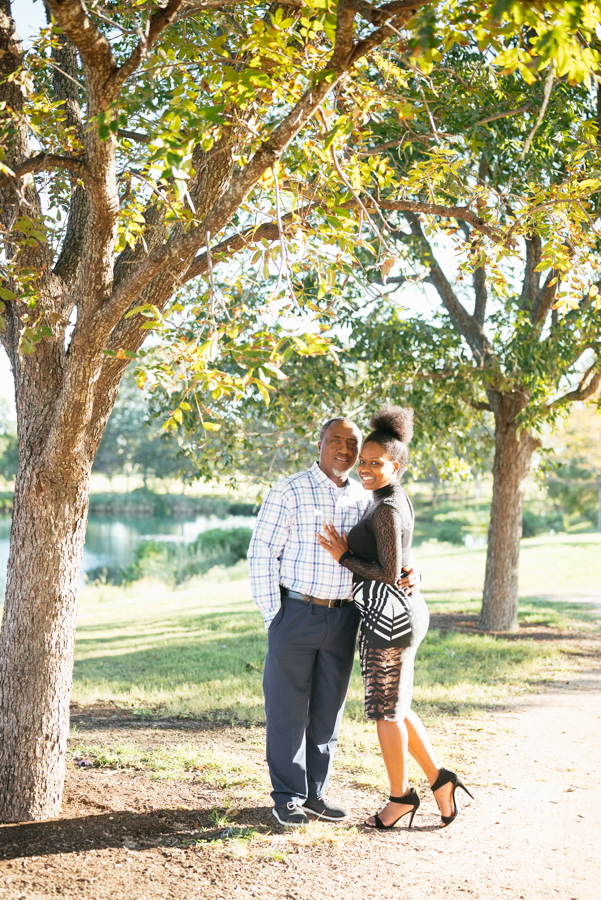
[317, 505, 414, 589]
[337, 503, 403, 584]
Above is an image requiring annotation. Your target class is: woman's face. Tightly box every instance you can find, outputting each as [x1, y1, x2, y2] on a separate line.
[356, 441, 400, 491]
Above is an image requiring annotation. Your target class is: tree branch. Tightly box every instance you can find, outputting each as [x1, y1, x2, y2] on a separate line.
[185, 194, 503, 285]
[520, 234, 541, 310]
[476, 103, 533, 126]
[0, 152, 85, 191]
[117, 129, 152, 145]
[402, 212, 491, 360]
[518, 65, 554, 161]
[473, 266, 487, 326]
[531, 268, 558, 326]
[107, 0, 186, 95]
[45, 0, 115, 78]
[470, 400, 493, 411]
[551, 358, 601, 407]
[376, 199, 503, 243]
[355, 0, 426, 27]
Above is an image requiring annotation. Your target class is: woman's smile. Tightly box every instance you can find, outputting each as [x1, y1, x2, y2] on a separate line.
[356, 440, 400, 491]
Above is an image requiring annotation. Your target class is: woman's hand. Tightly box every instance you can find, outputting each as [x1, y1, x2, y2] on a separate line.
[316, 522, 349, 562]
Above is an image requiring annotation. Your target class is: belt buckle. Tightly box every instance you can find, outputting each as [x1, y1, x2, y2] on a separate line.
[328, 598, 339, 608]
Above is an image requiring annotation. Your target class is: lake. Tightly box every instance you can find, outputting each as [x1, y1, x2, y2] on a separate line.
[0, 513, 257, 599]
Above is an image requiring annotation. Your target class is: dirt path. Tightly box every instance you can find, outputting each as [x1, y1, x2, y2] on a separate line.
[1, 649, 600, 900]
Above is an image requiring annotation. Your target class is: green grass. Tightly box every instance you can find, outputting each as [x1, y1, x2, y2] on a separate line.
[72, 534, 601, 724]
[69, 741, 263, 787]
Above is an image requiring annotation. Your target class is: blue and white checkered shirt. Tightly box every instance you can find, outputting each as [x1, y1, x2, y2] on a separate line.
[248, 461, 371, 627]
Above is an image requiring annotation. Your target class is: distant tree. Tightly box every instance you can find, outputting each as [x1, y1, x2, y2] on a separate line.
[93, 370, 195, 485]
[365, 59, 601, 631]
[545, 406, 601, 531]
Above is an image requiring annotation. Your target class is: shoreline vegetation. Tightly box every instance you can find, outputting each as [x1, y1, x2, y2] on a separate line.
[1, 480, 598, 532]
[1, 487, 257, 519]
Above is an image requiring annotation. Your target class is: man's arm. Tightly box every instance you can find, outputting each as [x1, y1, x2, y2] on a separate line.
[247, 486, 290, 628]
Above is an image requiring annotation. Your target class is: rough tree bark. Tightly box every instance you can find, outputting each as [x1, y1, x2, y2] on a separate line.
[479, 391, 541, 632]
[0, 0, 433, 822]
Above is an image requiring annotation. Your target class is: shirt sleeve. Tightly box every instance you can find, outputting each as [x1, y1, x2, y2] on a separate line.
[339, 503, 403, 585]
[247, 485, 290, 627]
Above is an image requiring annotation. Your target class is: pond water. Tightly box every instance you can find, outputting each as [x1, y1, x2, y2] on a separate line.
[0, 513, 257, 599]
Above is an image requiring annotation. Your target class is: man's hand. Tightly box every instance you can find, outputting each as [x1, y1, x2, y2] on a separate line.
[398, 566, 418, 595]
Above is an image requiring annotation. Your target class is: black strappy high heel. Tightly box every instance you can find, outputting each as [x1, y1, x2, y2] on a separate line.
[430, 767, 473, 827]
[366, 788, 420, 830]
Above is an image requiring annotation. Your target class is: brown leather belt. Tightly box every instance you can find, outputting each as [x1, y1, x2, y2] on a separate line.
[280, 586, 352, 608]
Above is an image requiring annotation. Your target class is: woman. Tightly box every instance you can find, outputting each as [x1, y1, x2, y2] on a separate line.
[317, 406, 472, 829]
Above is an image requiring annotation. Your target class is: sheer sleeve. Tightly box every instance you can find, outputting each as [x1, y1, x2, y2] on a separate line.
[339, 503, 403, 584]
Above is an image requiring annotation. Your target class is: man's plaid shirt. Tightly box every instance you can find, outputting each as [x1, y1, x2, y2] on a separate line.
[248, 462, 371, 627]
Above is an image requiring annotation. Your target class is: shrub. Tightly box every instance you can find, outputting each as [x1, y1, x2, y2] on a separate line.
[86, 527, 253, 586]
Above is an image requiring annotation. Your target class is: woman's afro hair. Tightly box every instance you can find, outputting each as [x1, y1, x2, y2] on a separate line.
[369, 405, 413, 445]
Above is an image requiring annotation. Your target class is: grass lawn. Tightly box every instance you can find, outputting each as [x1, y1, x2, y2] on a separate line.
[73, 533, 601, 722]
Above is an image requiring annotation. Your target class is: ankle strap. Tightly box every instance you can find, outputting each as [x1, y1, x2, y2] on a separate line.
[389, 789, 417, 803]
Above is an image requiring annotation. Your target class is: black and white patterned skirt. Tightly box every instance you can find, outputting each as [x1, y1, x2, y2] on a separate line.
[353, 579, 429, 721]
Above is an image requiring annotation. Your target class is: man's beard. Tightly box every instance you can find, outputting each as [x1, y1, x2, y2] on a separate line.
[331, 464, 351, 479]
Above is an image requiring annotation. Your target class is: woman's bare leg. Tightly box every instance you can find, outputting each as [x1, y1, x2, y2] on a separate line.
[405, 708, 453, 819]
[365, 719, 415, 827]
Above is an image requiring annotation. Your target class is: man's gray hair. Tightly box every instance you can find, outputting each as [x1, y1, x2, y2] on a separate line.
[319, 417, 362, 441]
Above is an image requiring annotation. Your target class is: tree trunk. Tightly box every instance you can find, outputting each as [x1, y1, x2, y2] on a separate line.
[0, 454, 91, 821]
[479, 391, 540, 632]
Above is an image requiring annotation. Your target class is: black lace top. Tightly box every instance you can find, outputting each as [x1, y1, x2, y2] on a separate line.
[338, 482, 414, 585]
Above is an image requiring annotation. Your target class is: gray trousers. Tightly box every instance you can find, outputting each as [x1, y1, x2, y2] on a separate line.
[263, 595, 360, 806]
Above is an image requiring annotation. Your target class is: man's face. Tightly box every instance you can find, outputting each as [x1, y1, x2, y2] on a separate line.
[318, 421, 361, 481]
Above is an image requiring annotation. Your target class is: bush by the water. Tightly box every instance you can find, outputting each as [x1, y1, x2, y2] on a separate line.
[86, 526, 253, 586]
[88, 488, 256, 519]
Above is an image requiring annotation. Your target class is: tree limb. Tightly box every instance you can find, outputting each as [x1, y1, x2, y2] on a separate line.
[531, 268, 558, 326]
[49, 24, 89, 288]
[107, 0, 186, 96]
[550, 359, 601, 407]
[376, 199, 503, 243]
[518, 65, 554, 161]
[45, 0, 115, 79]
[402, 212, 491, 361]
[186, 194, 503, 284]
[473, 266, 487, 326]
[117, 129, 152, 145]
[476, 103, 533, 126]
[0, 152, 85, 191]
[520, 235, 541, 310]
[470, 400, 493, 411]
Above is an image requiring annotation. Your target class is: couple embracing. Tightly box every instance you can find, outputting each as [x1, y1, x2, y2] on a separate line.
[248, 406, 472, 830]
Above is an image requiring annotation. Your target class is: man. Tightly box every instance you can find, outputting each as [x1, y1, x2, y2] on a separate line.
[248, 418, 417, 827]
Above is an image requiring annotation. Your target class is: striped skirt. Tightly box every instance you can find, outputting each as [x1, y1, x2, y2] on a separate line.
[353, 579, 429, 721]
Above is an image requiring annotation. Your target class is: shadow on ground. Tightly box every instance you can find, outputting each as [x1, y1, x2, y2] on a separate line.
[0, 805, 284, 860]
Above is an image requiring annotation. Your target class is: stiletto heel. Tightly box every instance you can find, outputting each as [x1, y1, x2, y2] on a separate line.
[366, 788, 420, 830]
[430, 767, 473, 827]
